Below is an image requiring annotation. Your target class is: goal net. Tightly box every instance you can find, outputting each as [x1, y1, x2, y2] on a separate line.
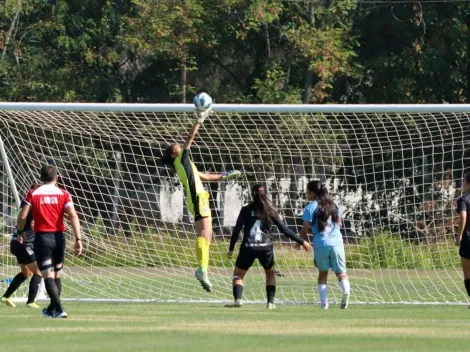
[0, 103, 469, 304]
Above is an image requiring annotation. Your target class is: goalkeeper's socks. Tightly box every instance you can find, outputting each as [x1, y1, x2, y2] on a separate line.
[196, 237, 205, 270]
[318, 284, 328, 308]
[465, 279, 470, 297]
[339, 279, 350, 295]
[233, 284, 243, 301]
[3, 273, 27, 298]
[195, 237, 210, 272]
[266, 285, 276, 304]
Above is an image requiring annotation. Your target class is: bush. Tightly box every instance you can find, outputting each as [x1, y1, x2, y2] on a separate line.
[347, 232, 459, 269]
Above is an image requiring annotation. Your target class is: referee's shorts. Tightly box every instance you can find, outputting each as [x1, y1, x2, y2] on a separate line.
[34, 232, 66, 272]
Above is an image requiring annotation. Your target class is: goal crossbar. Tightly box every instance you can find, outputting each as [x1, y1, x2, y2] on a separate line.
[1, 103, 470, 113]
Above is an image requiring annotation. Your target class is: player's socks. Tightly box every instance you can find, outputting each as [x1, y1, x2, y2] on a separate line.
[44, 278, 63, 312]
[266, 285, 276, 305]
[233, 284, 243, 301]
[55, 278, 62, 296]
[318, 284, 328, 308]
[224, 284, 243, 307]
[339, 279, 350, 309]
[27, 274, 42, 304]
[195, 238, 212, 291]
[339, 279, 350, 295]
[203, 239, 210, 271]
[465, 279, 470, 297]
[3, 273, 27, 299]
[195, 237, 208, 272]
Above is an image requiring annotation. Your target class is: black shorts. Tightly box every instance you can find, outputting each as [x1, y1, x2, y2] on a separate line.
[235, 245, 275, 271]
[34, 232, 66, 272]
[10, 240, 36, 265]
[459, 237, 470, 260]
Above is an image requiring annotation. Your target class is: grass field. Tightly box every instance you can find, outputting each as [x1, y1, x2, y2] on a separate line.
[1, 303, 470, 352]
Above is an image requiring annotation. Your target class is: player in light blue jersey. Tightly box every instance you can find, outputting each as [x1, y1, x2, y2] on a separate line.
[300, 180, 350, 309]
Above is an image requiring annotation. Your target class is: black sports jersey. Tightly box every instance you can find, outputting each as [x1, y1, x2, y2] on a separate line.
[457, 193, 470, 237]
[229, 204, 305, 251]
[457, 192, 470, 259]
[12, 200, 34, 243]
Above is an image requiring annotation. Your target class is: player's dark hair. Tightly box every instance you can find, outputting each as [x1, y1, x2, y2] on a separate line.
[40, 164, 57, 183]
[250, 184, 279, 224]
[159, 145, 177, 167]
[306, 180, 338, 231]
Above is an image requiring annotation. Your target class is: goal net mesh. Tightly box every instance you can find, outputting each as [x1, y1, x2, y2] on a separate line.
[0, 105, 468, 304]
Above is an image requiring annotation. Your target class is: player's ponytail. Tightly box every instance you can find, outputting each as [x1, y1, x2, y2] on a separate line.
[306, 180, 339, 231]
[250, 184, 279, 224]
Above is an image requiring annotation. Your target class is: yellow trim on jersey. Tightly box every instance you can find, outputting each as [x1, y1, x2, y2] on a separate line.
[173, 150, 207, 217]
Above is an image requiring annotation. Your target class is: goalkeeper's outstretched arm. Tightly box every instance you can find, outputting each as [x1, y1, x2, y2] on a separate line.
[183, 109, 211, 151]
[199, 171, 242, 182]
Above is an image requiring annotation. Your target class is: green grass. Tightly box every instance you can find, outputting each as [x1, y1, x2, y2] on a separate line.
[1, 303, 470, 352]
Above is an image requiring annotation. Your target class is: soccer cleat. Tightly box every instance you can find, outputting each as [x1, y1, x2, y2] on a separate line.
[267, 303, 276, 310]
[321, 304, 329, 310]
[195, 268, 212, 292]
[340, 293, 350, 309]
[0, 297, 16, 308]
[42, 308, 54, 318]
[26, 302, 41, 309]
[53, 310, 68, 319]
[224, 300, 243, 308]
[222, 170, 241, 180]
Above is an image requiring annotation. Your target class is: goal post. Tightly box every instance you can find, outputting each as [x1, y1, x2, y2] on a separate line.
[0, 103, 469, 304]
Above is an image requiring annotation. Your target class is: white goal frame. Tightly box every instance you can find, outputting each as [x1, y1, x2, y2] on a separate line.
[0, 103, 469, 305]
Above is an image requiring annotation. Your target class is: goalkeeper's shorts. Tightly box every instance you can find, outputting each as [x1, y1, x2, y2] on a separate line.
[191, 191, 211, 222]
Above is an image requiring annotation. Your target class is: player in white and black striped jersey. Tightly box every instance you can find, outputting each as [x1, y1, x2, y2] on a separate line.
[1, 184, 43, 309]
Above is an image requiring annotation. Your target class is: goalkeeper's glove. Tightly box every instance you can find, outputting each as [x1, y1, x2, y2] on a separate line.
[195, 108, 212, 124]
[222, 170, 241, 180]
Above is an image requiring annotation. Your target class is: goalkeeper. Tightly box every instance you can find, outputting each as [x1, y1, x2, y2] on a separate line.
[159, 107, 241, 292]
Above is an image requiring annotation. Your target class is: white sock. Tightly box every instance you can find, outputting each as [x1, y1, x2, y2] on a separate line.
[318, 284, 328, 306]
[340, 279, 350, 295]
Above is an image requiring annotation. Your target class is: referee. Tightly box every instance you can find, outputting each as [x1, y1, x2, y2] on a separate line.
[456, 170, 470, 307]
[17, 165, 82, 318]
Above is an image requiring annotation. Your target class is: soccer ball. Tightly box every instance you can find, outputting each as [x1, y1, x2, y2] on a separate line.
[193, 92, 213, 111]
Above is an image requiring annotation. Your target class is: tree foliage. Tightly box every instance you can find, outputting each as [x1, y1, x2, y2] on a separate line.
[1, 1, 469, 241]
